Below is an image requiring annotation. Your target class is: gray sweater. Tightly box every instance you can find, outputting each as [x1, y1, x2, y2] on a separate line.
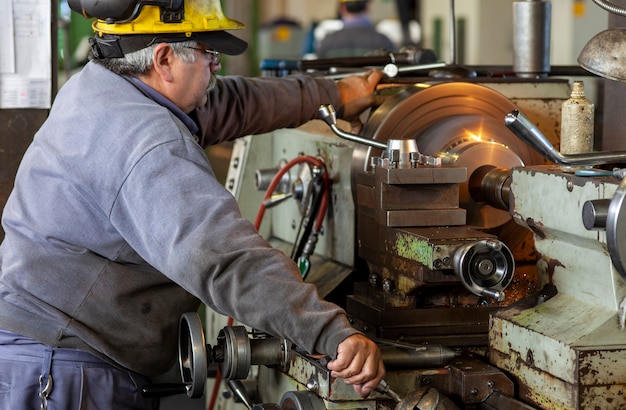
[0, 61, 357, 376]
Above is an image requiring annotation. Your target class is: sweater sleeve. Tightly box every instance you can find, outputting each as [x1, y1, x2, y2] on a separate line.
[194, 75, 342, 147]
[110, 137, 357, 358]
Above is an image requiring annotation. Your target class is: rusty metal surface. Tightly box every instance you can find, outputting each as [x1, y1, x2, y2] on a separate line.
[490, 166, 626, 408]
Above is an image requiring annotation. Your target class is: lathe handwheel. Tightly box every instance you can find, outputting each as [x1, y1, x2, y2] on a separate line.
[178, 312, 208, 398]
[452, 239, 515, 301]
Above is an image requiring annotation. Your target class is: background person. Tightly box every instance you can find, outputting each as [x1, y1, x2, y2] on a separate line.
[316, 0, 397, 58]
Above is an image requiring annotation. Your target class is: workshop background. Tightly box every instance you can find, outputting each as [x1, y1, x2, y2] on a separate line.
[3, 1, 626, 410]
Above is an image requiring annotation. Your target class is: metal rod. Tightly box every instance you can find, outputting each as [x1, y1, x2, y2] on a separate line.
[323, 62, 446, 80]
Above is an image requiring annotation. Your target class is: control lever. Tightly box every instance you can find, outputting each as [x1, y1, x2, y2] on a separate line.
[504, 109, 626, 166]
[319, 104, 438, 168]
[318, 104, 387, 150]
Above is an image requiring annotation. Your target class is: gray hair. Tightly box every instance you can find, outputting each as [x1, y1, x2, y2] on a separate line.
[93, 40, 198, 76]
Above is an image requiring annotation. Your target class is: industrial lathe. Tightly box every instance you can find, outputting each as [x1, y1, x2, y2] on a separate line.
[132, 0, 626, 406]
[144, 65, 626, 409]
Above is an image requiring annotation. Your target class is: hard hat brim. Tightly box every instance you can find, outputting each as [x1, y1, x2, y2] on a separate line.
[93, 30, 249, 59]
[192, 30, 248, 56]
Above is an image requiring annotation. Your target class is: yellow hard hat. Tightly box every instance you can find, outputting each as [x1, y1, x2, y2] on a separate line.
[69, 0, 247, 58]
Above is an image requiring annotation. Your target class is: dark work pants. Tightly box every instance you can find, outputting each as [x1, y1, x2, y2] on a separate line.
[0, 328, 159, 410]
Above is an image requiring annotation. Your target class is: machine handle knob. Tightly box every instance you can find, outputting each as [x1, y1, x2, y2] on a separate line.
[582, 199, 610, 230]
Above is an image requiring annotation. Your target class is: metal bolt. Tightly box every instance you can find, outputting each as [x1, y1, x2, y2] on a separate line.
[306, 379, 318, 390]
[382, 278, 394, 292]
[369, 273, 379, 287]
[390, 149, 400, 168]
[470, 388, 479, 396]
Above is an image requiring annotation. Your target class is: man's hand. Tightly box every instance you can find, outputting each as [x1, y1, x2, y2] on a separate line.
[336, 70, 385, 132]
[326, 334, 385, 397]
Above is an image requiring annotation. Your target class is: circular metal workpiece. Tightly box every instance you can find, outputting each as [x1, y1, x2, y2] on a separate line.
[178, 312, 208, 398]
[359, 82, 543, 229]
[607, 179, 626, 278]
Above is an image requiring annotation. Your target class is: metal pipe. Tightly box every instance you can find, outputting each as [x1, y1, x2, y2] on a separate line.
[504, 109, 626, 166]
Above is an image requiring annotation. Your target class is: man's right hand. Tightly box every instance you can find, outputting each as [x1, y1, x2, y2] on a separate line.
[336, 69, 386, 133]
[325, 333, 385, 397]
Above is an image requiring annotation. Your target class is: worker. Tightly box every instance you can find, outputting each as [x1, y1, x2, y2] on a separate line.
[316, 0, 396, 58]
[0, 0, 385, 408]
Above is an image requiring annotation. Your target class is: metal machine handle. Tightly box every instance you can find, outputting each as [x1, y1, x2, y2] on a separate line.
[318, 104, 388, 150]
[504, 109, 626, 166]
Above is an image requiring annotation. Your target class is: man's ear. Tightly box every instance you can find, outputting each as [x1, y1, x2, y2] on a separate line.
[152, 43, 175, 83]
